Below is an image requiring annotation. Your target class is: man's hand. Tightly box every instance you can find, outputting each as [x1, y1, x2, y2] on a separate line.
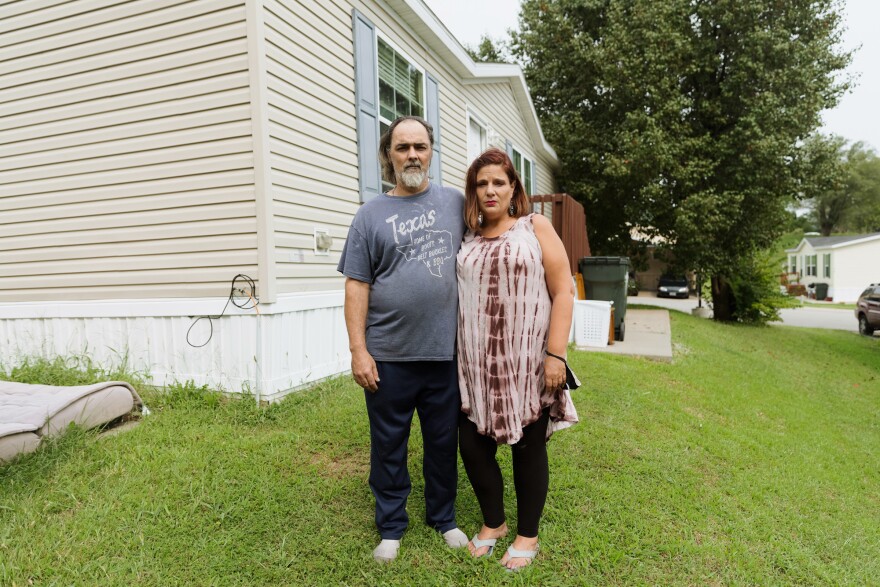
[352, 347, 380, 392]
[544, 355, 566, 391]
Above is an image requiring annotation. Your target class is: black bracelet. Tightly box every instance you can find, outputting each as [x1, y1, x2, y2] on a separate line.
[546, 351, 567, 365]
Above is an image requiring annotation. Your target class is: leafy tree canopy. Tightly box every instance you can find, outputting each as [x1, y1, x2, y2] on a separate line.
[797, 133, 850, 236]
[512, 0, 852, 320]
[845, 143, 880, 233]
[798, 135, 880, 236]
[465, 35, 511, 63]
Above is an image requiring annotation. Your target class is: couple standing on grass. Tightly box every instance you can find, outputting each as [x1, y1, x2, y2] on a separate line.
[337, 116, 578, 570]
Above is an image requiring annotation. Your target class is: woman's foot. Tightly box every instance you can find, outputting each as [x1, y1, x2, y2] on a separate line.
[467, 522, 508, 557]
[500, 535, 539, 570]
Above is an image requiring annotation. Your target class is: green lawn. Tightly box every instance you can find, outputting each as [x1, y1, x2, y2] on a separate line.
[799, 301, 858, 311]
[1, 315, 879, 586]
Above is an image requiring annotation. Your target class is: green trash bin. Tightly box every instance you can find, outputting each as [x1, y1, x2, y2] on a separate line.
[815, 282, 828, 300]
[579, 256, 630, 341]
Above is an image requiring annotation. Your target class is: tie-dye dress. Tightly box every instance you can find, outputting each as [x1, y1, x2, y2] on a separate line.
[457, 214, 579, 445]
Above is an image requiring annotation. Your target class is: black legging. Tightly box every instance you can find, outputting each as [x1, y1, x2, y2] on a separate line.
[458, 409, 550, 538]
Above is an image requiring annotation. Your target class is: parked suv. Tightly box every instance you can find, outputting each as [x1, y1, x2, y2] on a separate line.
[856, 284, 880, 336]
[657, 275, 689, 298]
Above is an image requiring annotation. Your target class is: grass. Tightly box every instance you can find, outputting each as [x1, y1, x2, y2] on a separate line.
[1, 315, 879, 585]
[798, 301, 858, 310]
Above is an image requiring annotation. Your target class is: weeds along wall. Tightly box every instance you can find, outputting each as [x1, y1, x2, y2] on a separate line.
[0, 292, 347, 400]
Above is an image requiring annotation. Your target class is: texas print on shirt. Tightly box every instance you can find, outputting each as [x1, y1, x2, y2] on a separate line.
[386, 210, 454, 277]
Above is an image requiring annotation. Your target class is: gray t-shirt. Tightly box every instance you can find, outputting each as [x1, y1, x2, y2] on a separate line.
[337, 183, 465, 361]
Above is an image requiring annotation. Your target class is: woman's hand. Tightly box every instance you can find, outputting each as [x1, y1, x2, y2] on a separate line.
[544, 355, 567, 391]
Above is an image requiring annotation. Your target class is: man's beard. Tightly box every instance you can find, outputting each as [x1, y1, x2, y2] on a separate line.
[398, 164, 428, 189]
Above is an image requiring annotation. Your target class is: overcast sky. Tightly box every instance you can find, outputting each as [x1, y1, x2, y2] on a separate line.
[424, 0, 880, 152]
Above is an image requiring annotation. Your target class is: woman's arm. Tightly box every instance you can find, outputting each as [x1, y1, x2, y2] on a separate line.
[532, 214, 575, 390]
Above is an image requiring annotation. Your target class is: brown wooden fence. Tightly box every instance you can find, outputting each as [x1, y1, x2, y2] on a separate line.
[530, 193, 591, 274]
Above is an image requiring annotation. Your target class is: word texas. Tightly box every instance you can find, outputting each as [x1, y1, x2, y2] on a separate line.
[385, 210, 436, 244]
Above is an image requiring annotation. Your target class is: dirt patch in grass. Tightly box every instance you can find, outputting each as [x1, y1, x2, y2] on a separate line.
[308, 450, 368, 480]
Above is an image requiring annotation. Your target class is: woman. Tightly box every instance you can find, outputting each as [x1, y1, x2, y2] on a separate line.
[456, 148, 579, 570]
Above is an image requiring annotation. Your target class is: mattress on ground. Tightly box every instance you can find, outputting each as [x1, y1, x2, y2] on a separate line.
[0, 381, 143, 463]
[0, 431, 41, 463]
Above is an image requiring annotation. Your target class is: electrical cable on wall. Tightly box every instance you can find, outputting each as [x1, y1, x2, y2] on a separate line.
[186, 274, 259, 348]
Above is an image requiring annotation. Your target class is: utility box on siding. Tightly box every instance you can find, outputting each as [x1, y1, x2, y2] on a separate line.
[530, 194, 591, 275]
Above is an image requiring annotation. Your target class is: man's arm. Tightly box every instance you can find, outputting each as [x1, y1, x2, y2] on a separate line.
[344, 277, 379, 392]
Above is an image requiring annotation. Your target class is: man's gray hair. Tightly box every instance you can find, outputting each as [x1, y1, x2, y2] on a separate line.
[378, 116, 434, 184]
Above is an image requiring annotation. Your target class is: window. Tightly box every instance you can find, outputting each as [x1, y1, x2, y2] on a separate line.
[805, 254, 817, 277]
[823, 254, 831, 278]
[352, 11, 441, 201]
[467, 114, 487, 163]
[789, 255, 797, 274]
[378, 37, 424, 137]
[378, 37, 424, 192]
[511, 146, 535, 195]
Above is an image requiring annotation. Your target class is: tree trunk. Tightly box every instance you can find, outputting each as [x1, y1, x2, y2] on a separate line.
[711, 274, 736, 322]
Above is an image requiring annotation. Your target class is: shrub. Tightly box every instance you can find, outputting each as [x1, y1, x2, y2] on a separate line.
[705, 250, 800, 325]
[729, 251, 801, 324]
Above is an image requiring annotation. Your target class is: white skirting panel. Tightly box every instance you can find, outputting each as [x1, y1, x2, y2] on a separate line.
[0, 292, 350, 401]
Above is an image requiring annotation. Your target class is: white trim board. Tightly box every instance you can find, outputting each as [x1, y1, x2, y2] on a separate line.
[0, 291, 344, 319]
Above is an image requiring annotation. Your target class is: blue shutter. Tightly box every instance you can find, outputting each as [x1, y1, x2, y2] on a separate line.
[425, 73, 441, 185]
[352, 10, 380, 202]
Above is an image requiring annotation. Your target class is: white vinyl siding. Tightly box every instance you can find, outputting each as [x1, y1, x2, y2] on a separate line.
[1, 0, 556, 302]
[464, 82, 557, 195]
[0, 0, 257, 302]
[827, 239, 880, 302]
[263, 0, 360, 294]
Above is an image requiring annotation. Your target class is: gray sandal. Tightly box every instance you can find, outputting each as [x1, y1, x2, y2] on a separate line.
[469, 534, 498, 557]
[503, 544, 539, 570]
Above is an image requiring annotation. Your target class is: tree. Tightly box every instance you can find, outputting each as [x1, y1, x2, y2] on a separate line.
[800, 137, 880, 235]
[465, 35, 511, 63]
[846, 144, 880, 233]
[798, 133, 850, 236]
[512, 0, 851, 321]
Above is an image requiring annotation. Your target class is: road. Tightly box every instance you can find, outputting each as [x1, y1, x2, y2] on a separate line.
[628, 293, 865, 334]
[775, 307, 858, 333]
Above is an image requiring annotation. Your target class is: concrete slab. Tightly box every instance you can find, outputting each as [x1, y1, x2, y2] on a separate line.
[578, 309, 673, 362]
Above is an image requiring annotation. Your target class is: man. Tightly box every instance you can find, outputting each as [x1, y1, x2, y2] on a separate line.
[337, 116, 468, 562]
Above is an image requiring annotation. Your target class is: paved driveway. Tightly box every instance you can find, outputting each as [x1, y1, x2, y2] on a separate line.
[628, 292, 867, 334]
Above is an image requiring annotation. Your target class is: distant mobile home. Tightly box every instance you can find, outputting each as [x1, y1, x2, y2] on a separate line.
[0, 0, 559, 398]
[785, 233, 880, 302]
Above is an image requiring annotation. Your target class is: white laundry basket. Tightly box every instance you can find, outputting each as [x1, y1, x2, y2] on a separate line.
[573, 300, 612, 347]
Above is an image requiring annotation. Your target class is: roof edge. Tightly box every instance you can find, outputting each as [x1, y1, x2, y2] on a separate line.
[786, 232, 880, 252]
[824, 233, 880, 248]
